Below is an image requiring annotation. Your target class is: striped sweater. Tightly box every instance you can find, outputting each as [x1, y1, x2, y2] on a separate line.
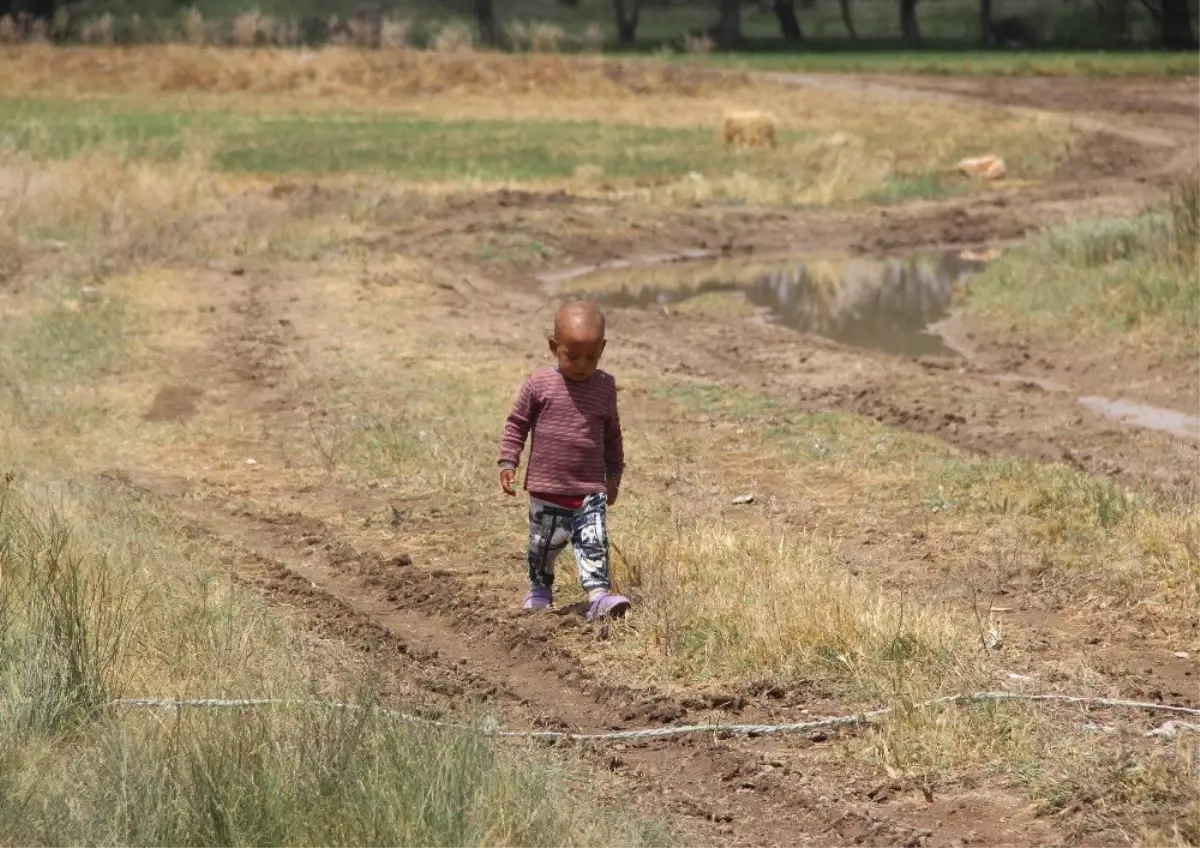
[499, 367, 624, 496]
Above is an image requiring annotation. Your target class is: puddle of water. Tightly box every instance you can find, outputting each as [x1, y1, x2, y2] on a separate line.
[565, 250, 989, 359]
[1078, 396, 1200, 442]
[553, 249, 1200, 444]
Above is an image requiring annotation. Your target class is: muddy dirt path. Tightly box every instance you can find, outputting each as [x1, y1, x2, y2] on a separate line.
[110, 73, 1197, 847]
[118, 263, 1078, 848]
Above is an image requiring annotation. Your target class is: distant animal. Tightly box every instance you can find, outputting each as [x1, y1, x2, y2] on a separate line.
[721, 110, 778, 149]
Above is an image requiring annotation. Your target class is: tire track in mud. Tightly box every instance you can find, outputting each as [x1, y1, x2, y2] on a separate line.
[117, 467, 1062, 848]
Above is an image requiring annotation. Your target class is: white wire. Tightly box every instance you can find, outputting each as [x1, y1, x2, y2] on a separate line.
[109, 691, 1200, 742]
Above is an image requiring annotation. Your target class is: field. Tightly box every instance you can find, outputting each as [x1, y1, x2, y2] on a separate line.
[0, 43, 1197, 847]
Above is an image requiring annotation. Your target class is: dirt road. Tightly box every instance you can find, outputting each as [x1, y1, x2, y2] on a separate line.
[114, 73, 1197, 847]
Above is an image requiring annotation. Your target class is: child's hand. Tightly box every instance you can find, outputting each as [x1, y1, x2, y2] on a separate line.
[606, 481, 620, 506]
[500, 468, 516, 496]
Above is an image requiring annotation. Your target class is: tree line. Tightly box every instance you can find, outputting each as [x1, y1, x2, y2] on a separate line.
[2, 0, 1196, 49]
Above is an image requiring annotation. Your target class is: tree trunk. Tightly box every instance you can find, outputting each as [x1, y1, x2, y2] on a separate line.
[1160, 0, 1198, 49]
[714, 0, 741, 48]
[33, 0, 56, 18]
[474, 0, 498, 46]
[980, 0, 992, 43]
[773, 0, 803, 42]
[613, 0, 641, 44]
[899, 0, 920, 43]
[839, 0, 857, 39]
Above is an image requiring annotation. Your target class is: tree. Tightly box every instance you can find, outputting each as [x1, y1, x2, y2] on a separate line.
[1095, 0, 1132, 44]
[0, 0, 57, 18]
[899, 0, 920, 43]
[980, 0, 992, 43]
[475, 0, 498, 46]
[839, 0, 857, 40]
[1162, 0, 1197, 48]
[713, 0, 741, 48]
[773, 0, 803, 43]
[613, 0, 641, 45]
[1145, 0, 1199, 49]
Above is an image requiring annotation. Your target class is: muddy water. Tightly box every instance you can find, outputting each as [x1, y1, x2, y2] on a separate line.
[555, 250, 1200, 443]
[569, 250, 989, 359]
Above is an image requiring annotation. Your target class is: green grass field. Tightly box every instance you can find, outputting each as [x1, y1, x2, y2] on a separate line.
[964, 198, 1200, 351]
[0, 90, 1070, 207]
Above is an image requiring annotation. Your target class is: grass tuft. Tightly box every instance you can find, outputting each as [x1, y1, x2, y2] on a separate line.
[0, 473, 671, 847]
[0, 701, 672, 847]
[615, 502, 981, 698]
[1170, 173, 1199, 265]
[0, 480, 132, 734]
[964, 209, 1200, 345]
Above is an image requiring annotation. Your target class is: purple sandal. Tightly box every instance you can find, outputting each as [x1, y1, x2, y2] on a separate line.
[586, 592, 631, 621]
[522, 587, 553, 610]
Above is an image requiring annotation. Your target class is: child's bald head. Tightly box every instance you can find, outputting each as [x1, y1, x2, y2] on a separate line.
[554, 300, 606, 344]
[550, 300, 607, 381]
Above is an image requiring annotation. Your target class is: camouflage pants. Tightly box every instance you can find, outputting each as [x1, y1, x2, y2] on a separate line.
[527, 493, 611, 592]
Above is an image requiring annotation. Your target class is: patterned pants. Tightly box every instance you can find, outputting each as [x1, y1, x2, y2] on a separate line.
[527, 493, 611, 592]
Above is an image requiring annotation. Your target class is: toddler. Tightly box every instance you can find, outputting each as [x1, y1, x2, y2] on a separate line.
[498, 300, 631, 621]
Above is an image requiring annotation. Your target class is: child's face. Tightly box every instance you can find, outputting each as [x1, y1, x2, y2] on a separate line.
[549, 335, 606, 381]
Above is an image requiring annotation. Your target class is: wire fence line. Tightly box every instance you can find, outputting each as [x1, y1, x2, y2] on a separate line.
[108, 691, 1200, 742]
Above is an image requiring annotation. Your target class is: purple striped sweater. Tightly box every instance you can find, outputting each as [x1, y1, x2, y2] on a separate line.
[499, 367, 624, 496]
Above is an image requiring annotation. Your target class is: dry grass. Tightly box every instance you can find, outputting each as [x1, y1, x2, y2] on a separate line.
[613, 507, 981, 697]
[0, 472, 670, 847]
[0, 43, 1066, 136]
[0, 43, 746, 100]
[1171, 172, 1200, 265]
[651, 380, 1199, 641]
[0, 144, 218, 270]
[380, 15, 414, 49]
[0, 46, 1072, 208]
[430, 21, 477, 54]
[964, 206, 1200, 359]
[0, 139, 394, 281]
[506, 20, 568, 53]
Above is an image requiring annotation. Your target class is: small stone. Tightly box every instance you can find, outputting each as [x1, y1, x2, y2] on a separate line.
[732, 492, 755, 505]
[245, 458, 259, 466]
[1175, 651, 1190, 659]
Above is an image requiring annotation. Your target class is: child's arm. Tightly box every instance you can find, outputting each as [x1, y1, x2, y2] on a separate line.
[499, 378, 537, 494]
[604, 383, 624, 503]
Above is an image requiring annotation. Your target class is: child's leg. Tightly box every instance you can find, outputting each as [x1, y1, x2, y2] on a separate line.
[526, 497, 571, 608]
[570, 493, 630, 620]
